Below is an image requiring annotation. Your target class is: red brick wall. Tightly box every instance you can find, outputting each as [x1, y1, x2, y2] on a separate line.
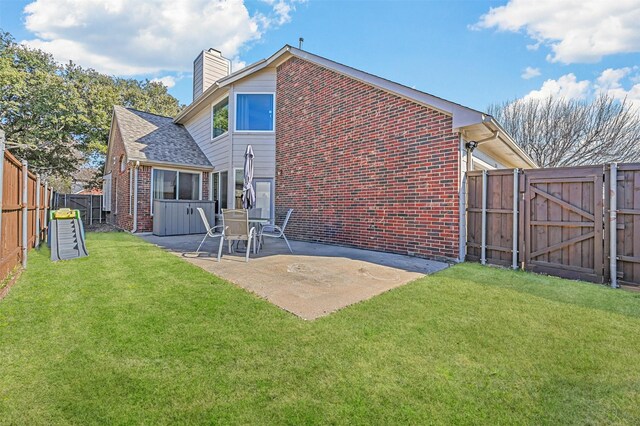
[136, 166, 152, 232]
[105, 124, 134, 231]
[275, 58, 460, 261]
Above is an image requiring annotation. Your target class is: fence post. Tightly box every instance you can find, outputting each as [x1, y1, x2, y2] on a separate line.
[512, 169, 519, 270]
[21, 160, 28, 268]
[89, 194, 93, 225]
[35, 174, 41, 247]
[0, 130, 5, 254]
[481, 169, 487, 265]
[44, 182, 49, 241]
[610, 163, 618, 288]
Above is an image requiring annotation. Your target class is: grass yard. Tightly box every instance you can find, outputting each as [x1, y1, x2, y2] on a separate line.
[1, 232, 640, 424]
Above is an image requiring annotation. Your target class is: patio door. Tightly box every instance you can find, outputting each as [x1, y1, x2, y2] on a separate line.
[253, 178, 274, 222]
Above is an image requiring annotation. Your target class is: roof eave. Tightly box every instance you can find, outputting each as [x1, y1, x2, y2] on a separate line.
[485, 117, 538, 168]
[127, 158, 214, 171]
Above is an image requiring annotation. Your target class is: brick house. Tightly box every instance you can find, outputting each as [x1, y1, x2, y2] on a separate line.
[103, 107, 212, 232]
[103, 46, 535, 261]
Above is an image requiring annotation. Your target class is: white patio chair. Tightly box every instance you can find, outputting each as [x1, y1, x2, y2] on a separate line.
[258, 208, 293, 254]
[196, 207, 224, 260]
[220, 209, 256, 262]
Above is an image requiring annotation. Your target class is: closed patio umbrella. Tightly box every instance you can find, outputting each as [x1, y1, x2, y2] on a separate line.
[242, 145, 256, 210]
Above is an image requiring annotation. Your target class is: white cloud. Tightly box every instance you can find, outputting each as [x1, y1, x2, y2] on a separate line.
[20, 0, 301, 75]
[521, 66, 541, 80]
[231, 57, 247, 72]
[522, 68, 640, 110]
[150, 75, 177, 88]
[475, 0, 640, 64]
[524, 73, 590, 100]
[595, 67, 640, 109]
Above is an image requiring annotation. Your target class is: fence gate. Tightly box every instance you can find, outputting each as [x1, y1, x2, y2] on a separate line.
[522, 166, 605, 283]
[53, 193, 104, 225]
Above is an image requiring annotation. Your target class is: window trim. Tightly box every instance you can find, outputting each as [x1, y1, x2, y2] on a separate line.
[210, 94, 229, 141]
[150, 167, 203, 215]
[233, 167, 244, 209]
[252, 177, 275, 223]
[233, 92, 276, 133]
[212, 170, 229, 214]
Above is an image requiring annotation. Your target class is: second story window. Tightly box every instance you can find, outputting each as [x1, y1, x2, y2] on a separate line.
[211, 97, 229, 139]
[235, 93, 274, 131]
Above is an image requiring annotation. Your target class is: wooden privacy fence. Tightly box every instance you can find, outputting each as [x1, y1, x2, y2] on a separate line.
[467, 163, 640, 289]
[53, 193, 104, 225]
[0, 131, 52, 283]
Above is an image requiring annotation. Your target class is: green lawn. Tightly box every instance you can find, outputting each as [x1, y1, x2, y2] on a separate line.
[1, 233, 639, 425]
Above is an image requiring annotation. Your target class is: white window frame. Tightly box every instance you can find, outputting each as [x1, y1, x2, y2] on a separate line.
[150, 167, 203, 215]
[102, 173, 112, 212]
[233, 167, 244, 209]
[252, 177, 275, 223]
[212, 170, 229, 213]
[233, 92, 276, 133]
[210, 94, 229, 141]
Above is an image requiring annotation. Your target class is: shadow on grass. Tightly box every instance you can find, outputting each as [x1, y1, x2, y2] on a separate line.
[447, 263, 640, 320]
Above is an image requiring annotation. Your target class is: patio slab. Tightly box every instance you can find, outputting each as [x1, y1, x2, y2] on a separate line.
[140, 234, 449, 320]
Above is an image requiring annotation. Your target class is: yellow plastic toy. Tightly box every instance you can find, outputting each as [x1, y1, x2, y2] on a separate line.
[51, 208, 79, 220]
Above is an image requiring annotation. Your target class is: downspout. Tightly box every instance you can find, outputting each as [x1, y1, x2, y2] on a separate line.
[460, 139, 479, 262]
[132, 161, 139, 233]
[459, 135, 468, 262]
[21, 160, 28, 268]
[610, 163, 618, 288]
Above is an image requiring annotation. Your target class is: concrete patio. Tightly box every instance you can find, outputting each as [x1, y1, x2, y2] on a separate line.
[140, 233, 449, 320]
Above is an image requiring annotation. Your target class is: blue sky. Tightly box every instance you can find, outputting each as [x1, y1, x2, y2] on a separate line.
[1, 0, 639, 111]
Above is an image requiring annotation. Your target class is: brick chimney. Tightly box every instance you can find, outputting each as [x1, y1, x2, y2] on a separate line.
[193, 48, 230, 101]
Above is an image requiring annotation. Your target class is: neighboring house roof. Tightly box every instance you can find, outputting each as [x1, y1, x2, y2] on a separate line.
[113, 106, 212, 169]
[174, 45, 536, 169]
[75, 188, 102, 195]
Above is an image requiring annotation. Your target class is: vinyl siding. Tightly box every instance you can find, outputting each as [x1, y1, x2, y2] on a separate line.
[233, 67, 277, 92]
[193, 50, 230, 101]
[231, 67, 276, 178]
[232, 134, 275, 177]
[183, 66, 277, 208]
[192, 53, 204, 101]
[473, 148, 507, 170]
[183, 102, 230, 171]
[202, 50, 229, 92]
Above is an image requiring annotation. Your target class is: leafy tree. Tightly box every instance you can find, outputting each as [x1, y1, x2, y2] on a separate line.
[0, 31, 81, 176]
[0, 29, 182, 187]
[488, 94, 640, 167]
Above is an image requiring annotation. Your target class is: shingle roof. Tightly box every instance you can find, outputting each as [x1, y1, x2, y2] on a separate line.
[114, 106, 211, 168]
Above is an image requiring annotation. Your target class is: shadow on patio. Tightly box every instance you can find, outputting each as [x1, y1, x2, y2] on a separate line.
[140, 234, 449, 320]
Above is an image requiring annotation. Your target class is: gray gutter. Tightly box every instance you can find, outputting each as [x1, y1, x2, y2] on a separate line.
[127, 158, 214, 171]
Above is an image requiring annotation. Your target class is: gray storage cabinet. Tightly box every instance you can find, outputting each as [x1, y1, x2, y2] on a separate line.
[153, 200, 216, 236]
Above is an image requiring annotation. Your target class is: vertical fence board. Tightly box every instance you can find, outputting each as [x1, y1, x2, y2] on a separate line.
[614, 164, 640, 288]
[0, 150, 50, 282]
[466, 169, 515, 266]
[467, 164, 640, 287]
[52, 193, 105, 225]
